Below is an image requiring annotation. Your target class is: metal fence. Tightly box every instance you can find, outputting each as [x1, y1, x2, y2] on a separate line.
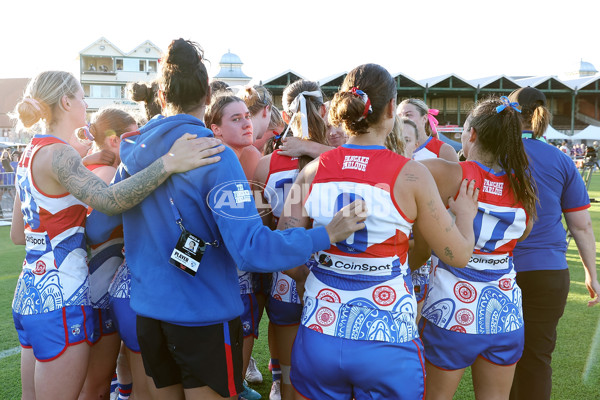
[0, 172, 16, 220]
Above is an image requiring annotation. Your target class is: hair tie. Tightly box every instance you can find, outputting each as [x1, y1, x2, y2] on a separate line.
[350, 87, 372, 121]
[496, 96, 521, 114]
[281, 90, 323, 140]
[427, 108, 439, 137]
[76, 123, 95, 145]
[23, 97, 42, 112]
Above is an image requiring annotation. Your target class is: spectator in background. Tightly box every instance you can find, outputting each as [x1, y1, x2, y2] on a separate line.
[508, 86, 600, 400]
[12, 146, 23, 162]
[559, 141, 569, 154]
[1, 148, 13, 172]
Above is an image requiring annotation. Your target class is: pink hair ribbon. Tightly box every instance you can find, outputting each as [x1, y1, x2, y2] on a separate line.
[427, 108, 439, 136]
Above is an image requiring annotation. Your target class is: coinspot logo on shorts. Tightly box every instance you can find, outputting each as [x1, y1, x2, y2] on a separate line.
[208, 180, 277, 220]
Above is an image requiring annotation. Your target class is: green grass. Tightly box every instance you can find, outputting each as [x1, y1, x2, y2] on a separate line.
[1, 173, 600, 399]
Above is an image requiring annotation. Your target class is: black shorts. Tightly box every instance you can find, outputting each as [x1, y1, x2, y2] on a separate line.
[136, 315, 243, 397]
[252, 272, 273, 296]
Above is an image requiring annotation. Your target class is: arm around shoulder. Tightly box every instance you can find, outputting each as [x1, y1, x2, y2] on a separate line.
[400, 161, 477, 268]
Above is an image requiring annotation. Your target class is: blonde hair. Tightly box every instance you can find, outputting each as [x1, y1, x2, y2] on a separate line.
[268, 106, 284, 131]
[240, 85, 273, 116]
[14, 71, 80, 130]
[398, 98, 434, 136]
[385, 115, 405, 155]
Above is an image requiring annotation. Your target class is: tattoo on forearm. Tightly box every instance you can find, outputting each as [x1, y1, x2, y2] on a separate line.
[427, 199, 439, 221]
[445, 220, 455, 233]
[53, 145, 169, 214]
[283, 216, 301, 230]
[444, 247, 454, 260]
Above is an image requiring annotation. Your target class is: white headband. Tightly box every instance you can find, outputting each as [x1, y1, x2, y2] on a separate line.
[282, 90, 323, 140]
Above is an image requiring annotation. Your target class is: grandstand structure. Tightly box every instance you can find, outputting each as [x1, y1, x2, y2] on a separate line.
[260, 60, 600, 136]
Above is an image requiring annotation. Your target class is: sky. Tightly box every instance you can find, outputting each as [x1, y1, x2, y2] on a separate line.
[1, 0, 598, 84]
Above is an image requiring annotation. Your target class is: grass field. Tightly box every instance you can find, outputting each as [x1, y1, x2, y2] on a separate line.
[1, 174, 600, 399]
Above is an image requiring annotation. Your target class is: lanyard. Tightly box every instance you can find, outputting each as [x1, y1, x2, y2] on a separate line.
[167, 189, 219, 247]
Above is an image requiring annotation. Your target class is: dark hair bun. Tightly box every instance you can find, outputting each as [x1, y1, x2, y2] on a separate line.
[329, 92, 369, 133]
[129, 82, 151, 102]
[165, 39, 203, 72]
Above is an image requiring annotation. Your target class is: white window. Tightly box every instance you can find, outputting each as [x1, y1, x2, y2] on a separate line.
[123, 58, 139, 71]
[88, 85, 122, 99]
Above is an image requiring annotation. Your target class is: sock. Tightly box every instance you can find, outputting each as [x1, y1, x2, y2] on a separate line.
[270, 358, 281, 382]
[118, 382, 133, 400]
[109, 373, 118, 394]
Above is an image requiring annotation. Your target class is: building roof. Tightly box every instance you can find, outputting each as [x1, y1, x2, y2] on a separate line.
[214, 68, 251, 79]
[391, 72, 423, 88]
[128, 40, 162, 58]
[563, 75, 600, 91]
[468, 75, 521, 90]
[319, 71, 348, 87]
[514, 76, 572, 92]
[580, 60, 598, 74]
[0, 78, 30, 128]
[419, 73, 475, 89]
[214, 50, 250, 80]
[219, 51, 243, 65]
[79, 37, 126, 57]
[79, 37, 162, 58]
[261, 69, 305, 86]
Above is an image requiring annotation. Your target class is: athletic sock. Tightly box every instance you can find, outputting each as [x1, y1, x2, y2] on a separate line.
[110, 373, 118, 394]
[270, 358, 282, 381]
[117, 382, 133, 400]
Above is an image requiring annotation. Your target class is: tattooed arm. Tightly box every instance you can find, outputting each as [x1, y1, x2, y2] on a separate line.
[397, 160, 477, 268]
[50, 134, 224, 215]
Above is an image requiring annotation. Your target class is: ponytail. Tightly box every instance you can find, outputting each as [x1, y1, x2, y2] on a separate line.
[530, 105, 552, 139]
[282, 80, 328, 171]
[469, 98, 538, 219]
[329, 64, 396, 137]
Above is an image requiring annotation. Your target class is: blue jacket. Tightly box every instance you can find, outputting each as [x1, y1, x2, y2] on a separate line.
[114, 114, 329, 325]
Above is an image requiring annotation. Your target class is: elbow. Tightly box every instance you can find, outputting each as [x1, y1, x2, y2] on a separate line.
[444, 248, 472, 269]
[451, 255, 470, 269]
[10, 232, 25, 246]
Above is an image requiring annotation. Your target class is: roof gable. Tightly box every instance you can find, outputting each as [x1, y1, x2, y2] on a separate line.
[261, 70, 305, 86]
[392, 72, 423, 89]
[128, 40, 162, 58]
[469, 75, 521, 90]
[79, 37, 125, 57]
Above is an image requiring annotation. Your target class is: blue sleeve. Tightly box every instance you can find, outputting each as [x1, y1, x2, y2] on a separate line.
[85, 165, 128, 245]
[86, 210, 122, 245]
[205, 149, 330, 272]
[560, 154, 590, 212]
